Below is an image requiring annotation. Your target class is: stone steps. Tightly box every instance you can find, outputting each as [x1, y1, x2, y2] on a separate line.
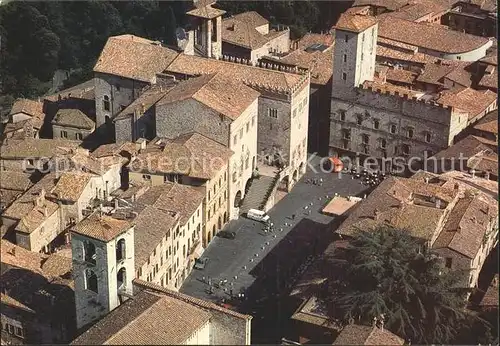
[239, 175, 276, 214]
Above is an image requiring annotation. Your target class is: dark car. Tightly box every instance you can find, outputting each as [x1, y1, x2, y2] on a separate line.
[194, 257, 209, 270]
[217, 230, 236, 239]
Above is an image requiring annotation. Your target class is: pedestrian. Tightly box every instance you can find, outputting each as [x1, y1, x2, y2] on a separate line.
[292, 214, 296, 219]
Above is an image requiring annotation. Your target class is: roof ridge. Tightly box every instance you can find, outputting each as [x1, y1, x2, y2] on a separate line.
[133, 279, 252, 320]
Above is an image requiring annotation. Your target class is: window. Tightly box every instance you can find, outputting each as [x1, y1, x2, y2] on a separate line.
[116, 239, 126, 262]
[76, 133, 83, 140]
[362, 134, 369, 144]
[344, 34, 348, 42]
[457, 56, 461, 60]
[268, 108, 278, 118]
[60, 130, 68, 138]
[252, 116, 255, 127]
[142, 174, 151, 181]
[183, 245, 186, 257]
[233, 135, 237, 145]
[233, 171, 237, 182]
[445, 257, 452, 268]
[15, 327, 24, 338]
[85, 269, 98, 293]
[341, 129, 351, 140]
[342, 139, 349, 149]
[390, 124, 397, 134]
[245, 156, 249, 169]
[407, 128, 414, 139]
[343, 54, 347, 63]
[379, 138, 387, 149]
[7, 325, 14, 334]
[239, 128, 243, 139]
[338, 110, 346, 121]
[103, 95, 110, 111]
[362, 144, 369, 154]
[373, 119, 380, 129]
[356, 114, 363, 125]
[342, 72, 347, 81]
[293, 109, 297, 118]
[117, 267, 126, 289]
[424, 132, 431, 143]
[402, 144, 411, 155]
[246, 122, 249, 133]
[84, 241, 96, 265]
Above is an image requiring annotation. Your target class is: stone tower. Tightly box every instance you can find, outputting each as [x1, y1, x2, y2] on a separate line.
[71, 212, 135, 330]
[332, 13, 378, 91]
[184, 0, 225, 58]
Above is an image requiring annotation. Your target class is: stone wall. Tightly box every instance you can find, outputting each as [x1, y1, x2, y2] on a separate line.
[210, 309, 250, 345]
[15, 208, 61, 253]
[52, 124, 94, 141]
[94, 73, 147, 128]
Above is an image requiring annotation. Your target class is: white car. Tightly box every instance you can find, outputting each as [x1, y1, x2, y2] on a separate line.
[246, 209, 270, 223]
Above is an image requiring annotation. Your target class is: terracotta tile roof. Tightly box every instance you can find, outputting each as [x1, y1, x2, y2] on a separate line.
[333, 13, 378, 33]
[44, 79, 95, 102]
[382, 1, 449, 21]
[478, 70, 498, 89]
[279, 50, 333, 85]
[0, 189, 24, 209]
[91, 142, 139, 158]
[376, 44, 438, 64]
[385, 68, 418, 84]
[468, 151, 498, 176]
[432, 135, 497, 162]
[186, 4, 226, 19]
[52, 108, 95, 130]
[333, 324, 404, 345]
[51, 172, 93, 202]
[137, 183, 205, 225]
[0, 138, 80, 159]
[3, 117, 43, 137]
[378, 16, 491, 54]
[437, 170, 498, 197]
[2, 173, 58, 221]
[231, 11, 269, 27]
[9, 98, 45, 120]
[133, 279, 252, 320]
[158, 74, 260, 120]
[132, 205, 180, 270]
[436, 88, 497, 120]
[16, 200, 59, 234]
[433, 193, 497, 258]
[480, 53, 498, 66]
[0, 170, 32, 191]
[72, 212, 133, 242]
[72, 280, 250, 345]
[132, 133, 232, 180]
[295, 33, 334, 51]
[473, 110, 498, 135]
[416, 61, 459, 85]
[480, 275, 499, 307]
[165, 53, 305, 92]
[114, 86, 169, 121]
[337, 176, 458, 240]
[471, 0, 497, 11]
[444, 65, 473, 87]
[94, 35, 179, 83]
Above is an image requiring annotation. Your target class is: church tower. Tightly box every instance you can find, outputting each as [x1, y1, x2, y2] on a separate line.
[183, 0, 226, 58]
[71, 212, 135, 330]
[332, 13, 378, 90]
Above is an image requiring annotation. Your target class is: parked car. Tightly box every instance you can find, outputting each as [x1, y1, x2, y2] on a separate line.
[217, 230, 236, 239]
[246, 209, 270, 223]
[194, 257, 209, 270]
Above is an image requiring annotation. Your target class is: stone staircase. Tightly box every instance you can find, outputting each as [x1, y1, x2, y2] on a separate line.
[239, 175, 276, 214]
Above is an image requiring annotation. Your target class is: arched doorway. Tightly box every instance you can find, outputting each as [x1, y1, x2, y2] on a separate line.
[292, 169, 298, 182]
[224, 212, 228, 223]
[244, 178, 252, 194]
[279, 176, 289, 192]
[213, 225, 216, 237]
[218, 216, 222, 229]
[234, 190, 242, 208]
[117, 267, 126, 289]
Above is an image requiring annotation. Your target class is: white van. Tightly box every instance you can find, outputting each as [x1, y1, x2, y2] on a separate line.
[246, 209, 270, 223]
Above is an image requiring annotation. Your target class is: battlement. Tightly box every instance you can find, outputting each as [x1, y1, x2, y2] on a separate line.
[357, 84, 454, 111]
[218, 54, 308, 76]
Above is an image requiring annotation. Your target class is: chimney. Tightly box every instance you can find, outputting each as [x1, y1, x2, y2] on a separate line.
[425, 177, 429, 184]
[114, 198, 119, 210]
[43, 206, 48, 217]
[485, 171, 491, 180]
[135, 138, 147, 151]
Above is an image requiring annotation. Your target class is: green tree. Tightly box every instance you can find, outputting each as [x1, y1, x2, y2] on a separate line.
[319, 227, 476, 344]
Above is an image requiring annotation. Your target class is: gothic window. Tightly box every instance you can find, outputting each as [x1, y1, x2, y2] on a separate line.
[233, 135, 237, 145]
[379, 138, 387, 149]
[402, 144, 411, 155]
[117, 267, 126, 289]
[103, 96, 110, 111]
[116, 238, 126, 262]
[343, 54, 347, 63]
[342, 139, 349, 149]
[84, 241, 96, 265]
[342, 72, 347, 81]
[373, 119, 380, 129]
[76, 133, 83, 140]
[390, 124, 397, 134]
[85, 269, 98, 293]
[341, 129, 351, 140]
[60, 131, 68, 138]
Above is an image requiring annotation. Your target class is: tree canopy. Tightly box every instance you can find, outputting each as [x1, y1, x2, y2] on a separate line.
[319, 227, 477, 344]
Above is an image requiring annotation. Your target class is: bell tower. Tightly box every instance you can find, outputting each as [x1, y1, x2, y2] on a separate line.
[71, 212, 135, 330]
[185, 0, 226, 58]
